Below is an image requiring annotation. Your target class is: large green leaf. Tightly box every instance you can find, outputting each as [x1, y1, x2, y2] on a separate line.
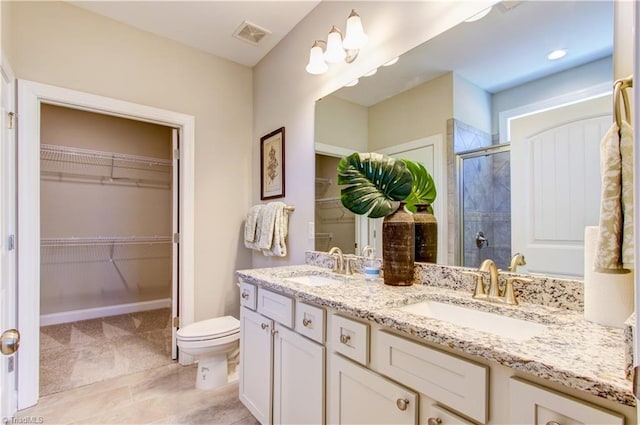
[337, 152, 413, 218]
[401, 159, 437, 214]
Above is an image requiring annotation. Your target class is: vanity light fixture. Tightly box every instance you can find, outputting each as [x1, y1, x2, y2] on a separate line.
[547, 49, 567, 60]
[344, 79, 359, 87]
[363, 68, 378, 77]
[305, 9, 368, 75]
[464, 6, 492, 23]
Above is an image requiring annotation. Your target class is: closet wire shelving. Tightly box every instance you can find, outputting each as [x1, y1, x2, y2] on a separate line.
[40, 143, 173, 188]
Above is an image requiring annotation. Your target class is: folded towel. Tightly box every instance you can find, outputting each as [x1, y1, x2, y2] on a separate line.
[594, 120, 634, 272]
[264, 202, 289, 257]
[244, 205, 264, 247]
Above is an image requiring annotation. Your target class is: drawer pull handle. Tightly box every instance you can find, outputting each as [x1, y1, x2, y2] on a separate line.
[396, 398, 409, 411]
[260, 323, 269, 330]
[302, 318, 312, 327]
[271, 329, 279, 336]
[241, 291, 249, 300]
[339, 334, 351, 344]
[427, 418, 442, 425]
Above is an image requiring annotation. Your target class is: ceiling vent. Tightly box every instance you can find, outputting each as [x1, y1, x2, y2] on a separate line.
[233, 21, 271, 46]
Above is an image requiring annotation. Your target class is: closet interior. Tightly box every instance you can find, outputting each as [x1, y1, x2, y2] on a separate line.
[39, 104, 175, 395]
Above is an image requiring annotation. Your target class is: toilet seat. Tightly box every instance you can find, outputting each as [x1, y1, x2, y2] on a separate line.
[177, 316, 240, 341]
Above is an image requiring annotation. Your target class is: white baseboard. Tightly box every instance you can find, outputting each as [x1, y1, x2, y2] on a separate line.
[40, 298, 172, 326]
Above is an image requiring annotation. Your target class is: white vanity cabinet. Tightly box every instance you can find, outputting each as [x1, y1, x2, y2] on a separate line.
[239, 283, 325, 425]
[509, 377, 624, 425]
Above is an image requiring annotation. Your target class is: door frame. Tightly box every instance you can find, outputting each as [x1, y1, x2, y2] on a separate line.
[16, 80, 195, 409]
[1, 55, 17, 419]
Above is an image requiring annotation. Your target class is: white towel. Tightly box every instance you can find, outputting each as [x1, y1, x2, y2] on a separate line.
[594, 120, 634, 272]
[263, 202, 289, 257]
[244, 205, 264, 247]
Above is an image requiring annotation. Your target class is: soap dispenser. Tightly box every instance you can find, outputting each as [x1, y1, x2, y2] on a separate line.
[362, 246, 381, 282]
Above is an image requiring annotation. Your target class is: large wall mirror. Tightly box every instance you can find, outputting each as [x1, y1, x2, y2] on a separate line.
[314, 1, 614, 279]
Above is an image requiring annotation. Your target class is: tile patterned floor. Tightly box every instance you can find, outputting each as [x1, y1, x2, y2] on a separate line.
[40, 309, 174, 396]
[16, 363, 259, 425]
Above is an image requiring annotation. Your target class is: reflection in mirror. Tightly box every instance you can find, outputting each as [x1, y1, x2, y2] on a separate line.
[314, 1, 615, 278]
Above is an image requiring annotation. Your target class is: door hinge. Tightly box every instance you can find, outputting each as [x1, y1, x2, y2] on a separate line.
[173, 317, 180, 328]
[173, 233, 180, 243]
[173, 148, 180, 160]
[7, 234, 14, 251]
[7, 112, 15, 130]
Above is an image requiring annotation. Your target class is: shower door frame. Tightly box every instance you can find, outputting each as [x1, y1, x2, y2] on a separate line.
[455, 143, 510, 267]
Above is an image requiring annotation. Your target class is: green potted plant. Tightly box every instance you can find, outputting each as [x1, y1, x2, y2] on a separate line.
[337, 152, 437, 285]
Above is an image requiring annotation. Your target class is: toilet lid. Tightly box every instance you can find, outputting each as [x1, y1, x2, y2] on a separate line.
[177, 316, 240, 340]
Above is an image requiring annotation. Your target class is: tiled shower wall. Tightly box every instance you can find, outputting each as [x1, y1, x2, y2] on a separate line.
[453, 120, 512, 270]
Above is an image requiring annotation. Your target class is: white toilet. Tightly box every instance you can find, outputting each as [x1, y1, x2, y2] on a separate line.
[176, 315, 240, 390]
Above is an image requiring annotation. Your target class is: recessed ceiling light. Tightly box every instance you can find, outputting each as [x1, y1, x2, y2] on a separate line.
[464, 7, 492, 23]
[547, 49, 567, 61]
[363, 68, 378, 77]
[345, 79, 359, 87]
[383, 57, 399, 67]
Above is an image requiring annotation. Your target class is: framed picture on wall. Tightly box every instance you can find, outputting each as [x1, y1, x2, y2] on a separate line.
[260, 127, 285, 200]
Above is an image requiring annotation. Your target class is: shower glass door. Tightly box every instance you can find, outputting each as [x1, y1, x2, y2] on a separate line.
[457, 144, 511, 270]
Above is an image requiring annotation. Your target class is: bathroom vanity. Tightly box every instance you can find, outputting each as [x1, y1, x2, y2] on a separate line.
[236, 256, 636, 424]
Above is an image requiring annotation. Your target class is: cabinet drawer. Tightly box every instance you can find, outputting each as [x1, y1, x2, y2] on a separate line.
[375, 331, 488, 424]
[426, 404, 475, 425]
[239, 281, 257, 310]
[331, 314, 369, 365]
[295, 301, 325, 344]
[509, 377, 624, 425]
[257, 287, 293, 327]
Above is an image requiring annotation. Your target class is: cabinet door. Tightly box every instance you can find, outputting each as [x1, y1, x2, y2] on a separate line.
[239, 307, 273, 425]
[509, 377, 624, 425]
[273, 324, 325, 424]
[328, 353, 417, 425]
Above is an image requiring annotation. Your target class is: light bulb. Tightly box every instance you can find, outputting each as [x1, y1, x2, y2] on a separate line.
[342, 10, 368, 50]
[305, 41, 328, 75]
[324, 26, 346, 64]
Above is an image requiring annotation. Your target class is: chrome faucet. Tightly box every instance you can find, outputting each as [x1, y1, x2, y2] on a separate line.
[328, 246, 345, 274]
[479, 259, 501, 298]
[508, 253, 526, 273]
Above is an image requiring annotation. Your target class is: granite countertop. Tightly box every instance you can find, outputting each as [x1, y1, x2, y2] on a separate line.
[236, 264, 635, 407]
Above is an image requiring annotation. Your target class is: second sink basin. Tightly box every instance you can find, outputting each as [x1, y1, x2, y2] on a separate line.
[285, 274, 343, 287]
[397, 300, 548, 341]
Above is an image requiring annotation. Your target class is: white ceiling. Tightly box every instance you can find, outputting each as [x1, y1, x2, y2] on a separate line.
[69, 1, 321, 67]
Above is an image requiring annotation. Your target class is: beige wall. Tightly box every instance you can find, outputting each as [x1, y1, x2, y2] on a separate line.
[315, 95, 368, 152]
[40, 104, 173, 314]
[369, 73, 453, 151]
[4, 1, 253, 321]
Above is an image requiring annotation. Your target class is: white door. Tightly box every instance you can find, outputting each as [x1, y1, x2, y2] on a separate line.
[0, 61, 18, 418]
[510, 94, 612, 277]
[239, 307, 273, 425]
[369, 135, 445, 262]
[273, 324, 325, 424]
[328, 353, 417, 424]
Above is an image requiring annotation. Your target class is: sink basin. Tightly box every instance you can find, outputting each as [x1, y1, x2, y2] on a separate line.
[397, 300, 548, 341]
[285, 274, 343, 287]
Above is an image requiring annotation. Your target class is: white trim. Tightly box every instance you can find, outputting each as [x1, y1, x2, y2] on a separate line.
[17, 80, 195, 409]
[315, 142, 354, 158]
[498, 81, 612, 141]
[632, 1, 639, 421]
[40, 299, 171, 327]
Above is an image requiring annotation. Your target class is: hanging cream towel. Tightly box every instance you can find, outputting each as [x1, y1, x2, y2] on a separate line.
[594, 121, 634, 272]
[244, 205, 264, 249]
[619, 120, 634, 269]
[263, 202, 289, 257]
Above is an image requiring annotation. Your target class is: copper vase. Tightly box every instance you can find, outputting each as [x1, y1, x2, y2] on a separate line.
[413, 204, 438, 263]
[382, 202, 414, 286]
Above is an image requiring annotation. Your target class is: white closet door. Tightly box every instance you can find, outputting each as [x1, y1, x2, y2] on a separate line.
[510, 95, 611, 277]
